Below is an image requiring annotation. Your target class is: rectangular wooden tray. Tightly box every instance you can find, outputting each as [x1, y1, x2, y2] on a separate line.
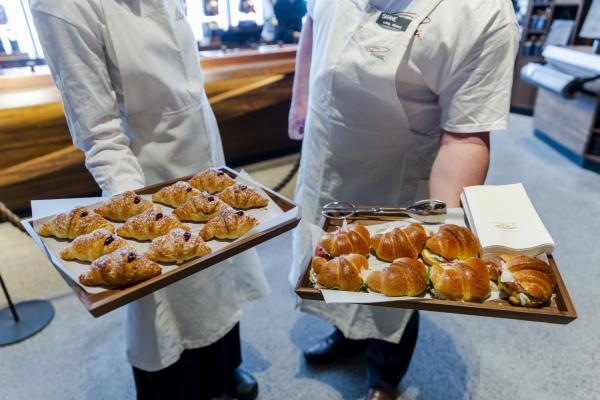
[295, 215, 577, 324]
[25, 167, 301, 318]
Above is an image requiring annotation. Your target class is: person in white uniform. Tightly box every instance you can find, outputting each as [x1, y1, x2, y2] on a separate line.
[30, 1, 270, 399]
[288, 1, 518, 399]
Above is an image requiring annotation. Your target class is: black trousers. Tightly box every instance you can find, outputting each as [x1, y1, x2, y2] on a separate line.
[336, 310, 420, 392]
[132, 323, 242, 400]
[366, 310, 419, 391]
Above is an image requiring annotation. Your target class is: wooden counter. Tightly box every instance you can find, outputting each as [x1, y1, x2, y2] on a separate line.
[0, 45, 299, 211]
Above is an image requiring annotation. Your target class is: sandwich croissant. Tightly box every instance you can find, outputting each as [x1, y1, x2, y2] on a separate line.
[430, 257, 490, 302]
[311, 254, 368, 291]
[370, 223, 428, 262]
[366, 257, 427, 297]
[421, 224, 480, 265]
[489, 255, 555, 307]
[315, 223, 370, 259]
[37, 207, 115, 239]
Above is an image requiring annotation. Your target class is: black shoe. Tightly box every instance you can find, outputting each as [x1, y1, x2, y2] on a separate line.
[228, 368, 258, 400]
[303, 329, 368, 365]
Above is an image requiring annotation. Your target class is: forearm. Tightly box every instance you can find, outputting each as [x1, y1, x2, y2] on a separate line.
[291, 16, 313, 108]
[429, 131, 490, 207]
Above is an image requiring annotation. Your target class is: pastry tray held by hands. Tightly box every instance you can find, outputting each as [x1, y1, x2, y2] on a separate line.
[23, 167, 301, 318]
[294, 213, 577, 324]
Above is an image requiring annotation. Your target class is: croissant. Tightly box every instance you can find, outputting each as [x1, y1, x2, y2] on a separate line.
[79, 248, 161, 287]
[146, 228, 212, 264]
[490, 255, 555, 307]
[311, 254, 368, 291]
[430, 257, 490, 302]
[200, 208, 258, 240]
[366, 257, 427, 297]
[370, 223, 428, 262]
[173, 192, 228, 222]
[217, 184, 269, 209]
[37, 207, 115, 239]
[94, 191, 154, 222]
[315, 223, 370, 259]
[188, 168, 235, 194]
[151, 181, 201, 208]
[421, 224, 480, 265]
[117, 208, 189, 241]
[60, 229, 129, 262]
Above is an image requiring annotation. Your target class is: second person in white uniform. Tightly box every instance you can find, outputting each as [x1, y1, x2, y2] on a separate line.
[288, 1, 518, 399]
[31, 1, 269, 399]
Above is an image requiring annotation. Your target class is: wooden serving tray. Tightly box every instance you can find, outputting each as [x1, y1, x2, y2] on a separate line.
[25, 167, 301, 318]
[295, 215, 577, 324]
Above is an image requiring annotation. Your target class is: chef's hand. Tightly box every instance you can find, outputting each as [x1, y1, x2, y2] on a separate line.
[288, 102, 307, 141]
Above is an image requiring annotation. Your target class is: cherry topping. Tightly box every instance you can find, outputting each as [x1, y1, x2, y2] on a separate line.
[127, 252, 137, 263]
[235, 210, 244, 216]
[217, 171, 224, 176]
[155, 212, 163, 221]
[183, 231, 191, 241]
[104, 235, 115, 246]
[185, 187, 193, 193]
[134, 196, 142, 204]
[80, 211, 89, 218]
[240, 185, 247, 190]
[207, 196, 215, 202]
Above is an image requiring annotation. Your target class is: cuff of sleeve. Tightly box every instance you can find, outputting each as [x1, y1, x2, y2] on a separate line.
[442, 121, 508, 134]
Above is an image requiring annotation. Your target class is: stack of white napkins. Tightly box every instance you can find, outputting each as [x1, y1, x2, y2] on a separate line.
[461, 183, 554, 259]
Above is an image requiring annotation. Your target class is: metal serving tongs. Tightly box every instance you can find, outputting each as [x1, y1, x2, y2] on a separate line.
[321, 200, 447, 224]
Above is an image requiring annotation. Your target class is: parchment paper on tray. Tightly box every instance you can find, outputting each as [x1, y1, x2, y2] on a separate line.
[26, 170, 286, 294]
[307, 209, 502, 304]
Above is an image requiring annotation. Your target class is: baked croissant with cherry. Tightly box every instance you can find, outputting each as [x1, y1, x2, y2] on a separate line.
[173, 192, 228, 222]
[311, 254, 368, 291]
[421, 224, 480, 265]
[366, 257, 427, 297]
[188, 168, 235, 194]
[146, 229, 212, 264]
[60, 229, 129, 262]
[79, 248, 161, 287]
[315, 223, 370, 259]
[94, 191, 154, 221]
[370, 223, 428, 262]
[217, 184, 269, 209]
[430, 257, 490, 302]
[36, 207, 115, 239]
[489, 255, 555, 307]
[117, 208, 189, 241]
[200, 209, 258, 240]
[152, 181, 201, 208]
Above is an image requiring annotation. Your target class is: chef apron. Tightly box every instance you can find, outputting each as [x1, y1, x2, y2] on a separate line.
[100, 0, 269, 371]
[291, 0, 443, 343]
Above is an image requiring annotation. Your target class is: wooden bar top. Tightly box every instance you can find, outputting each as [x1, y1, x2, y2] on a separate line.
[0, 44, 297, 111]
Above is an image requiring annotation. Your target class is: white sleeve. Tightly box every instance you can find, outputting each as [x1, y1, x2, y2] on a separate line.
[438, 22, 519, 134]
[307, 0, 315, 18]
[31, 11, 146, 196]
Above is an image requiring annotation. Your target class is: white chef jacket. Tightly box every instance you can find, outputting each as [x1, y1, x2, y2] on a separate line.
[291, 0, 518, 342]
[31, 0, 270, 371]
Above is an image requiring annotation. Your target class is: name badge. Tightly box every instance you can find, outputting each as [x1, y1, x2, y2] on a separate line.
[376, 12, 412, 32]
